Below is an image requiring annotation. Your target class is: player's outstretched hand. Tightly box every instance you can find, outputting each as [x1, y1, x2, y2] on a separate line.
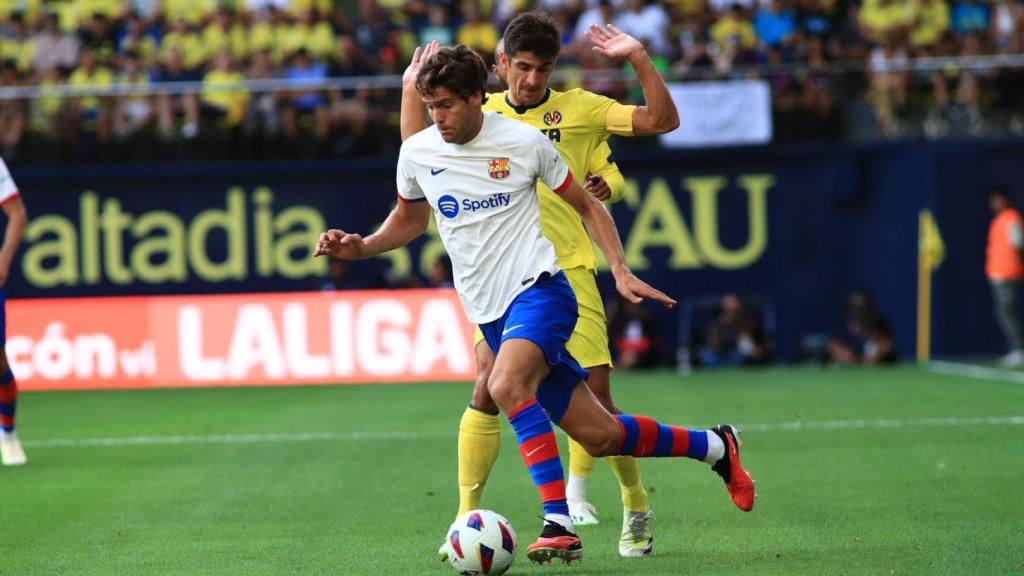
[314, 229, 367, 260]
[584, 174, 611, 201]
[585, 24, 645, 61]
[403, 41, 441, 86]
[615, 271, 677, 309]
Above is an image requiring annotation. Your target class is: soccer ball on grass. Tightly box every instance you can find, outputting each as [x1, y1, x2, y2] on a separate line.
[446, 509, 517, 575]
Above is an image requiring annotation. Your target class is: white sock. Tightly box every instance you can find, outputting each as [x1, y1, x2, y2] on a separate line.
[703, 430, 725, 464]
[544, 513, 575, 534]
[565, 473, 588, 503]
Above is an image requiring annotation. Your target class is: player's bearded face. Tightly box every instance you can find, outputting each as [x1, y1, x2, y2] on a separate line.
[503, 51, 555, 106]
[423, 87, 484, 144]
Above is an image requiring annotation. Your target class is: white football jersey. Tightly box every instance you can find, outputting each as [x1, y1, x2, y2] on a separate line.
[0, 156, 19, 205]
[397, 112, 573, 323]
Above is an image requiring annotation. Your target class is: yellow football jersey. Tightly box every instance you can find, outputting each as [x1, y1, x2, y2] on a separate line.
[482, 87, 635, 271]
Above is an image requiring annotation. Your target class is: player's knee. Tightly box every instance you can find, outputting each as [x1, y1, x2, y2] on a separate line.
[472, 344, 499, 412]
[576, 422, 621, 457]
[487, 375, 530, 414]
[470, 377, 499, 414]
[581, 432, 619, 457]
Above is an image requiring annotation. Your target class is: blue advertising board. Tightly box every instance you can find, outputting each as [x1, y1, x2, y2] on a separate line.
[9, 139, 1024, 360]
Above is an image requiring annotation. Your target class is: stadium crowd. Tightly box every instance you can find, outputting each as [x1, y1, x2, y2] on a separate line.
[1, 0, 1023, 160]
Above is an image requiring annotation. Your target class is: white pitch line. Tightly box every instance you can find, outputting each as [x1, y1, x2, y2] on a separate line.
[929, 360, 1024, 384]
[737, 415, 1024, 433]
[21, 416, 1024, 449]
[23, 431, 428, 448]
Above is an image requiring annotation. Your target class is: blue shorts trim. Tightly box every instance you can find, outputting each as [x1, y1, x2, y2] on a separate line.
[480, 272, 589, 423]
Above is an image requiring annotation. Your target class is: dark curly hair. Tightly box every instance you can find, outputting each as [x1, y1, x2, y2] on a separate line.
[503, 13, 561, 61]
[415, 45, 488, 102]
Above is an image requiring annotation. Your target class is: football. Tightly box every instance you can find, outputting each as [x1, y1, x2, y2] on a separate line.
[446, 509, 517, 575]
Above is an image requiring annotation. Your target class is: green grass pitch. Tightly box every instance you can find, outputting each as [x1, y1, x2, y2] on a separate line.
[3, 366, 1022, 575]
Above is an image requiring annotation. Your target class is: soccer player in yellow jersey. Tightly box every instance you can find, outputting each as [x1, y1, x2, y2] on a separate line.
[401, 13, 704, 560]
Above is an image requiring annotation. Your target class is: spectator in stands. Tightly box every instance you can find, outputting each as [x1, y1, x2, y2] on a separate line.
[125, 0, 161, 25]
[608, 295, 663, 369]
[428, 255, 454, 288]
[986, 185, 1024, 366]
[243, 49, 280, 153]
[286, 9, 337, 62]
[0, 61, 26, 158]
[799, 0, 834, 39]
[66, 48, 113, 146]
[159, 17, 204, 72]
[859, 0, 912, 44]
[909, 0, 950, 47]
[30, 66, 66, 142]
[457, 1, 499, 61]
[826, 291, 898, 365]
[117, 12, 158, 66]
[419, 3, 454, 46]
[990, 0, 1023, 49]
[77, 13, 118, 61]
[112, 50, 154, 141]
[156, 46, 200, 139]
[77, 0, 124, 26]
[199, 50, 248, 133]
[951, 0, 990, 36]
[710, 4, 758, 58]
[280, 48, 331, 147]
[2, 14, 34, 74]
[571, 0, 617, 56]
[868, 35, 910, 136]
[328, 35, 382, 152]
[202, 7, 248, 64]
[754, 0, 797, 48]
[163, 0, 210, 28]
[614, 0, 673, 57]
[321, 258, 359, 291]
[355, 0, 398, 68]
[31, 12, 81, 74]
[698, 293, 769, 368]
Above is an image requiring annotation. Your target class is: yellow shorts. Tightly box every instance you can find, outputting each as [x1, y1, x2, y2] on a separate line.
[473, 266, 612, 369]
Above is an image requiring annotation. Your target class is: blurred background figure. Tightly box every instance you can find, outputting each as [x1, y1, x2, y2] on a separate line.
[428, 255, 454, 288]
[607, 296, 663, 369]
[827, 291, 898, 365]
[321, 258, 360, 291]
[986, 185, 1024, 366]
[697, 294, 769, 369]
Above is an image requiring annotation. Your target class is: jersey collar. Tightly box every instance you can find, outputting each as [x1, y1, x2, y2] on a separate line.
[505, 88, 551, 114]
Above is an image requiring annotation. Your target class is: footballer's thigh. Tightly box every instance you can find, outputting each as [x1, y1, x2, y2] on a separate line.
[564, 267, 617, 410]
[557, 381, 621, 457]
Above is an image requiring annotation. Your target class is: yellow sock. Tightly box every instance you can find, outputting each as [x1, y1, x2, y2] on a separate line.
[457, 407, 501, 517]
[568, 436, 597, 478]
[606, 456, 649, 513]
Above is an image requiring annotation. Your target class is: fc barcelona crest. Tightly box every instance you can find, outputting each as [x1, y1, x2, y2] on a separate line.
[488, 158, 510, 180]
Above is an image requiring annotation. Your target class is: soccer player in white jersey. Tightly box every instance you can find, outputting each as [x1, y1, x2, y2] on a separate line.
[315, 46, 755, 564]
[0, 155, 29, 466]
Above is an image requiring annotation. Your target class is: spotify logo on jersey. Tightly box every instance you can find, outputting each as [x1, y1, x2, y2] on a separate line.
[438, 195, 460, 218]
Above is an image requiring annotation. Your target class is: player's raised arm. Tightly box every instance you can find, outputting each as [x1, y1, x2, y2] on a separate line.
[586, 24, 679, 136]
[400, 42, 440, 142]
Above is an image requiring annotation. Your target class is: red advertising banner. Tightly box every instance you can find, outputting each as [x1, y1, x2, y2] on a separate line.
[8, 290, 476, 391]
